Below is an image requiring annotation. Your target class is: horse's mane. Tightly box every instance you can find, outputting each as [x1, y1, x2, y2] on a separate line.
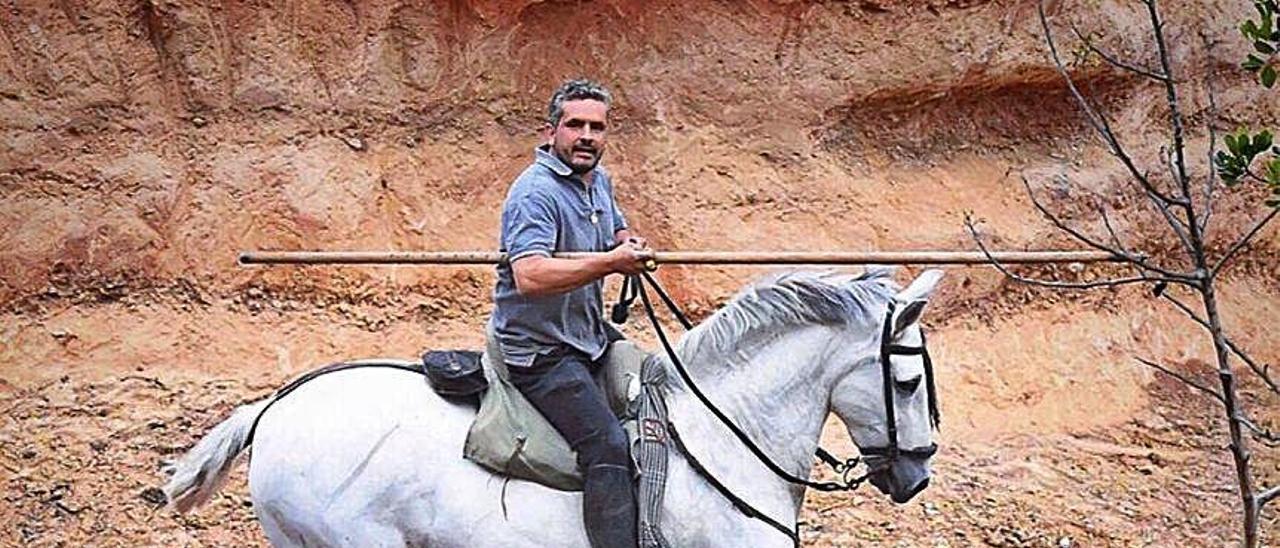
[677, 269, 900, 361]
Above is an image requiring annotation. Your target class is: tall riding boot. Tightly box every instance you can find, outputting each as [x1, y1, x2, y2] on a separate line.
[583, 463, 638, 548]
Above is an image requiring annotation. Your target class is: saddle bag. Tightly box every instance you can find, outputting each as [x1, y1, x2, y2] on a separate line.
[462, 320, 649, 491]
[422, 350, 488, 399]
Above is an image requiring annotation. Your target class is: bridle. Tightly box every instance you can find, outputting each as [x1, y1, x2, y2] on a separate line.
[620, 272, 940, 546]
[861, 300, 941, 463]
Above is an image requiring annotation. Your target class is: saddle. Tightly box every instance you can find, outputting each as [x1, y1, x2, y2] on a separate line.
[422, 322, 649, 491]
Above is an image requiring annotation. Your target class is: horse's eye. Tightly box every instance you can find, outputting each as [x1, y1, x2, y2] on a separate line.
[895, 375, 922, 394]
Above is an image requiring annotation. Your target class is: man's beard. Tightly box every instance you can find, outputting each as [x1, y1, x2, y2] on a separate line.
[558, 145, 602, 174]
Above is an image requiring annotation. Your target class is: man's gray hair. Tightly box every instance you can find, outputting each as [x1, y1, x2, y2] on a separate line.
[547, 79, 612, 127]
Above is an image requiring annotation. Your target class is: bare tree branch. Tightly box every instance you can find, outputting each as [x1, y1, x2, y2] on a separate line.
[1237, 415, 1280, 445]
[1070, 24, 1170, 81]
[1038, 2, 1188, 211]
[1135, 356, 1226, 404]
[1098, 200, 1128, 250]
[1200, 30, 1222, 234]
[1260, 485, 1280, 507]
[1021, 176, 1195, 281]
[1146, 0, 1196, 212]
[1023, 177, 1137, 257]
[965, 215, 1184, 290]
[1212, 208, 1280, 276]
[1161, 293, 1279, 395]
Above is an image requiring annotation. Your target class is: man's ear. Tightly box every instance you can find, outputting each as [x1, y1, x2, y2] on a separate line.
[542, 123, 554, 144]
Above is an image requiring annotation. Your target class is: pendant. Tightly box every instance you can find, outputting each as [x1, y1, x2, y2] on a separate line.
[590, 212, 599, 224]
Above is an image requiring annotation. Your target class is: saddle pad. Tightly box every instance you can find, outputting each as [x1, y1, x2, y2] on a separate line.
[462, 323, 648, 491]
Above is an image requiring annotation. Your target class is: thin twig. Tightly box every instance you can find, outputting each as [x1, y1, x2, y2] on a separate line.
[1038, 2, 1187, 211]
[1237, 416, 1280, 444]
[1200, 30, 1221, 234]
[1022, 177, 1131, 257]
[1098, 201, 1128, 250]
[1212, 208, 1280, 276]
[1260, 485, 1280, 507]
[1070, 24, 1169, 81]
[1161, 293, 1279, 394]
[1021, 176, 1193, 281]
[1135, 356, 1226, 404]
[1146, 0, 1195, 212]
[965, 216, 1180, 290]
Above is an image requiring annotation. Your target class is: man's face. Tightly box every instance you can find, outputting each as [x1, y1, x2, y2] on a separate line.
[547, 99, 608, 175]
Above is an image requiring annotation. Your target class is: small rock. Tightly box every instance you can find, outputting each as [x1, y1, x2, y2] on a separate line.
[20, 448, 36, 459]
[1058, 535, 1073, 548]
[344, 136, 366, 151]
[191, 116, 207, 127]
[139, 487, 167, 506]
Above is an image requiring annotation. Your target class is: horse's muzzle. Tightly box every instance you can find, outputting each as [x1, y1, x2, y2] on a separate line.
[867, 452, 932, 504]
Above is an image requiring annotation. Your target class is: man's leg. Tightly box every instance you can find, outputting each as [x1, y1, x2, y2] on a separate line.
[508, 350, 637, 548]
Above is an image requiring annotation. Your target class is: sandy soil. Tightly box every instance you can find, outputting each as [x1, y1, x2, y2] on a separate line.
[2, 0, 1278, 546]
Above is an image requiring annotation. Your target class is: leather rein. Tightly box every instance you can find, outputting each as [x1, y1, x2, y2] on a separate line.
[616, 272, 940, 546]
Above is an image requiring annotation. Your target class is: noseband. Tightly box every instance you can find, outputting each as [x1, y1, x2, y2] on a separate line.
[624, 273, 940, 547]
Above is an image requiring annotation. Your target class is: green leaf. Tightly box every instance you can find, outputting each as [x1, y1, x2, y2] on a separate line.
[1243, 20, 1260, 38]
[1258, 40, 1277, 54]
[1263, 66, 1278, 88]
[1226, 134, 1241, 155]
[1250, 132, 1274, 155]
[1266, 158, 1280, 185]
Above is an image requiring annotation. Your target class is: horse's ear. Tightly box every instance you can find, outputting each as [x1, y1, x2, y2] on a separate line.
[896, 269, 945, 303]
[892, 300, 926, 336]
[892, 270, 945, 336]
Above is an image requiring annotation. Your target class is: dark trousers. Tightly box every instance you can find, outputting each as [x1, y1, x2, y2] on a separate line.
[508, 347, 636, 548]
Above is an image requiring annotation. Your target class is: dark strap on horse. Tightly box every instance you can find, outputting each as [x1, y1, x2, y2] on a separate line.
[244, 361, 423, 444]
[634, 272, 864, 491]
[666, 421, 800, 547]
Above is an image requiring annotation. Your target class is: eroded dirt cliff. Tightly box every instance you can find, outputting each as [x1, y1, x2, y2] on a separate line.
[2, 0, 1278, 545]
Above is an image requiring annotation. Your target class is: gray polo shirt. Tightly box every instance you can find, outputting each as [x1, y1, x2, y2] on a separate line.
[492, 145, 629, 367]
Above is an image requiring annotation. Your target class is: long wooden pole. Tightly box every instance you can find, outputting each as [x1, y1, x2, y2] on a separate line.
[238, 249, 1120, 266]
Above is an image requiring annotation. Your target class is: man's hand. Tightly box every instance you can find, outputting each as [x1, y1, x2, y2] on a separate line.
[607, 239, 654, 275]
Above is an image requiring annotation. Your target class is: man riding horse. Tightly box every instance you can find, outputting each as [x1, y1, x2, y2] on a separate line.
[493, 79, 653, 548]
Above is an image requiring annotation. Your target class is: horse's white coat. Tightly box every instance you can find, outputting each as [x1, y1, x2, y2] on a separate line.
[164, 270, 943, 547]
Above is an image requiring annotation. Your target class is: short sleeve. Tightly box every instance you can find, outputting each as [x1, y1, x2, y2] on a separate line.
[502, 191, 557, 261]
[605, 177, 628, 234]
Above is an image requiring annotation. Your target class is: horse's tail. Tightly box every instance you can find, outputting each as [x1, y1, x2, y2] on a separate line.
[162, 398, 270, 513]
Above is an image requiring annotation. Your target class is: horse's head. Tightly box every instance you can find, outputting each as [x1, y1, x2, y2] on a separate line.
[830, 269, 943, 504]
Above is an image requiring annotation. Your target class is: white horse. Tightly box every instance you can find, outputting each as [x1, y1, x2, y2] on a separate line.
[163, 268, 944, 547]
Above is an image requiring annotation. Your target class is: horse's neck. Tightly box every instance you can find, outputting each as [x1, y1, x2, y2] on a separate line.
[662, 324, 841, 522]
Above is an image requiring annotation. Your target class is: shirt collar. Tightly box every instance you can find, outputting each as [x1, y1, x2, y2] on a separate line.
[535, 145, 576, 178]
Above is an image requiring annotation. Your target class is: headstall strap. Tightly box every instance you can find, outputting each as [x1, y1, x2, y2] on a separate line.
[621, 273, 940, 545]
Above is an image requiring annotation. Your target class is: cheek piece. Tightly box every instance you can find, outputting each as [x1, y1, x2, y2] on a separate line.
[859, 300, 940, 463]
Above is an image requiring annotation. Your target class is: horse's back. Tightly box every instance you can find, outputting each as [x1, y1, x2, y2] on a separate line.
[245, 364, 587, 548]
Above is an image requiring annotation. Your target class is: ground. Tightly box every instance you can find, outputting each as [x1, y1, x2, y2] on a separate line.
[1, 0, 1278, 546]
